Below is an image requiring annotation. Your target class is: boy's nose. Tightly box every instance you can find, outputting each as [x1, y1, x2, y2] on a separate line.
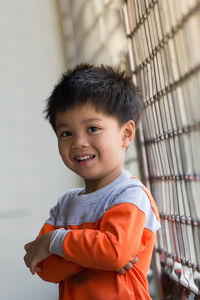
[71, 135, 89, 149]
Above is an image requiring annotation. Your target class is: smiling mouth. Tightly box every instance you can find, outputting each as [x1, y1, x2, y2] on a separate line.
[75, 154, 95, 162]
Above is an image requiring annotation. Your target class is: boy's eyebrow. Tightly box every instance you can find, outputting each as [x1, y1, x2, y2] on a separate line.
[83, 118, 103, 123]
[55, 123, 68, 131]
[56, 118, 103, 131]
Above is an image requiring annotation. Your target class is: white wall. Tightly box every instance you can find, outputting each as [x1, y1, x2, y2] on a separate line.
[0, 1, 81, 299]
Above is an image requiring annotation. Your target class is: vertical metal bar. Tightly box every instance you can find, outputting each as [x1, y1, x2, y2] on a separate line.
[122, 0, 200, 297]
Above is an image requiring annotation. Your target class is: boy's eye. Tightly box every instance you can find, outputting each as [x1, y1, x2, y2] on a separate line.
[61, 131, 72, 137]
[87, 126, 99, 133]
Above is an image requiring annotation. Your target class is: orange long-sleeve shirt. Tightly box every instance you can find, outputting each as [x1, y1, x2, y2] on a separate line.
[37, 171, 160, 300]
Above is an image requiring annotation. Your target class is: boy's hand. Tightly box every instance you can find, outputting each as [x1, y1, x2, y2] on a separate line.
[117, 256, 138, 274]
[24, 231, 53, 275]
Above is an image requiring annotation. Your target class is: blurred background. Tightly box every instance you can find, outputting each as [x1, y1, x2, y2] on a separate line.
[0, 1, 79, 299]
[0, 1, 199, 299]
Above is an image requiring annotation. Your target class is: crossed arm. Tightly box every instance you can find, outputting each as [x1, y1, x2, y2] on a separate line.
[24, 203, 144, 283]
[24, 234, 137, 282]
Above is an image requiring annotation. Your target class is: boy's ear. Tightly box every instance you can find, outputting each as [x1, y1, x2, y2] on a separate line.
[121, 120, 135, 148]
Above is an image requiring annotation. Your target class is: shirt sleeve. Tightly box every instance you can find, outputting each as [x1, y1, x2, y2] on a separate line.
[50, 202, 148, 271]
[36, 223, 84, 283]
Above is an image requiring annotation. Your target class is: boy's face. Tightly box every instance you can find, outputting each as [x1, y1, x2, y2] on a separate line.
[55, 103, 135, 192]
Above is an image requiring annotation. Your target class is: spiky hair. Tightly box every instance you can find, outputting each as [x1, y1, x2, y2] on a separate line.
[44, 63, 143, 131]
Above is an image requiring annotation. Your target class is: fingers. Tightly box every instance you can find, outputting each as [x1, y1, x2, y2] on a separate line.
[117, 267, 126, 274]
[117, 255, 138, 274]
[24, 252, 32, 271]
[29, 257, 38, 275]
[124, 261, 133, 271]
[24, 236, 51, 275]
[24, 252, 41, 275]
[130, 256, 138, 265]
[29, 264, 42, 275]
[24, 242, 32, 252]
[123, 256, 138, 271]
[117, 262, 133, 274]
[34, 265, 42, 273]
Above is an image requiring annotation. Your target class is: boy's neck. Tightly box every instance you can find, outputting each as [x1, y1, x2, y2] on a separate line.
[83, 169, 123, 194]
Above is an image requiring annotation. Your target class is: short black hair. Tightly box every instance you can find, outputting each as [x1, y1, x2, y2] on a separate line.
[44, 63, 143, 131]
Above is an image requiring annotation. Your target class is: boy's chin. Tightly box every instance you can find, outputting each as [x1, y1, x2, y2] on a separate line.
[79, 173, 102, 182]
[80, 174, 97, 181]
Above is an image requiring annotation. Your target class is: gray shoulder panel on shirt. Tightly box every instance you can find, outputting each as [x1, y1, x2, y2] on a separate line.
[45, 173, 160, 233]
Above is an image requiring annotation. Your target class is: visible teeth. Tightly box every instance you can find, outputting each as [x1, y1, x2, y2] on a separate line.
[77, 155, 94, 161]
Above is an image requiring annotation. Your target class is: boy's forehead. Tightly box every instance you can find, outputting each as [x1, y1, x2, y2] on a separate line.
[55, 103, 118, 127]
[57, 102, 97, 115]
[56, 102, 105, 119]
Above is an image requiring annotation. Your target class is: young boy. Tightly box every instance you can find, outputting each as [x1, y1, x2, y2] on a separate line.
[24, 64, 160, 300]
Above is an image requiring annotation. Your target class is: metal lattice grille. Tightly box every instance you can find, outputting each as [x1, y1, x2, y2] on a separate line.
[122, 0, 200, 297]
